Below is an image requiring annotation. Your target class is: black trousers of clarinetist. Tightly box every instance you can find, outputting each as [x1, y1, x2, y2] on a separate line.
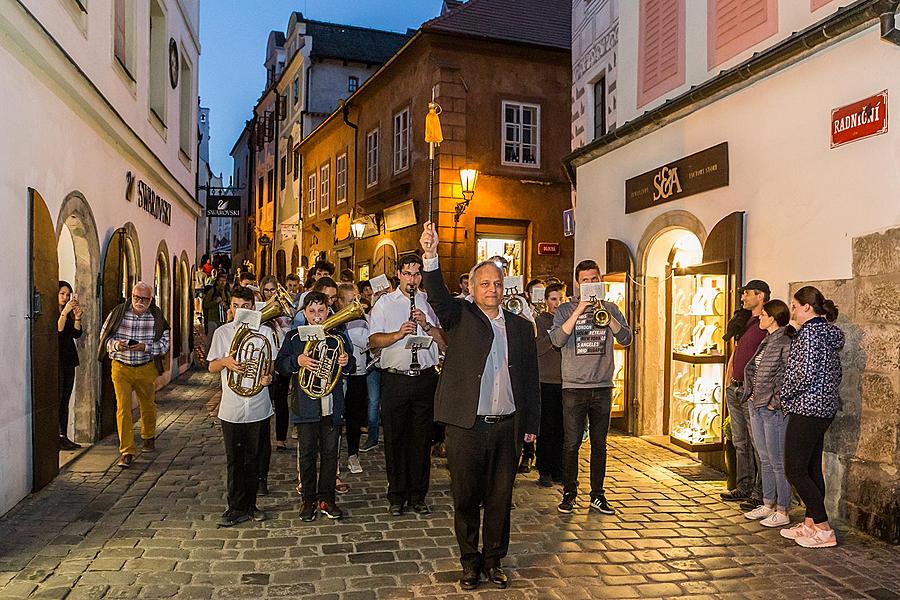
[446, 415, 518, 571]
[381, 369, 437, 506]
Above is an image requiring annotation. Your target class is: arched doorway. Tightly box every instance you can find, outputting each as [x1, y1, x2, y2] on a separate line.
[55, 192, 102, 447]
[99, 224, 140, 438]
[28, 189, 60, 492]
[172, 255, 183, 363]
[275, 248, 286, 284]
[153, 241, 171, 380]
[181, 255, 192, 366]
[372, 239, 398, 277]
[635, 213, 705, 441]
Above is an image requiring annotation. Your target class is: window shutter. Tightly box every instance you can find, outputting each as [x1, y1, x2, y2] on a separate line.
[708, 0, 778, 69]
[637, 0, 685, 108]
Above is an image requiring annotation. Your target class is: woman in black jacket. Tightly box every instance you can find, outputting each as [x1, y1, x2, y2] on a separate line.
[741, 300, 792, 527]
[57, 281, 83, 451]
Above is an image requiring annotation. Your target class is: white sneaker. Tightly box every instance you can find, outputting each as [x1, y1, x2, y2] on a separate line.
[744, 505, 774, 520]
[795, 528, 837, 548]
[348, 454, 363, 474]
[760, 512, 790, 528]
[780, 522, 815, 540]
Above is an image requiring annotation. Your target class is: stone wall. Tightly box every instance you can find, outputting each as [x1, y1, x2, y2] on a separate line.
[791, 226, 900, 544]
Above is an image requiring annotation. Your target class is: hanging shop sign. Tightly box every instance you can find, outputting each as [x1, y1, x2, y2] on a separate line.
[831, 90, 888, 148]
[625, 142, 729, 214]
[126, 171, 171, 225]
[281, 223, 298, 240]
[538, 242, 560, 255]
[207, 194, 241, 217]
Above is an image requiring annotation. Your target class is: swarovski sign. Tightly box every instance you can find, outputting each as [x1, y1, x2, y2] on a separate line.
[625, 143, 729, 214]
[126, 171, 171, 226]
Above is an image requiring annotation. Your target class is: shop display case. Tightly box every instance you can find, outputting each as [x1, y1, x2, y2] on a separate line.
[602, 273, 628, 419]
[668, 262, 729, 451]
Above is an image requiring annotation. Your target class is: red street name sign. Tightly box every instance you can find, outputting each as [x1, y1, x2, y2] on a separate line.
[831, 91, 888, 148]
[538, 242, 560, 255]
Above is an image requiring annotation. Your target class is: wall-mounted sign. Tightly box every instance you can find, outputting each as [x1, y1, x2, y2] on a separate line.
[563, 208, 575, 237]
[538, 242, 560, 255]
[625, 142, 729, 214]
[384, 200, 417, 232]
[126, 172, 171, 225]
[831, 90, 887, 148]
[168, 38, 179, 89]
[207, 194, 241, 217]
[281, 223, 298, 240]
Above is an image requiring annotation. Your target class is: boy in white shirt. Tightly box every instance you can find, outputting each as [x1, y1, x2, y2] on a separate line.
[207, 286, 275, 527]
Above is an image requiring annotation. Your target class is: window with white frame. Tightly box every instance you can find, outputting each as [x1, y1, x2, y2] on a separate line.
[319, 162, 331, 211]
[502, 101, 540, 167]
[113, 0, 136, 78]
[336, 153, 347, 204]
[366, 128, 379, 187]
[307, 172, 317, 217]
[393, 108, 410, 174]
[148, 0, 167, 124]
[178, 52, 193, 157]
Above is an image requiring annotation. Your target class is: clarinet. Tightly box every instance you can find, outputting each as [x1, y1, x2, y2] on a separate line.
[408, 286, 421, 374]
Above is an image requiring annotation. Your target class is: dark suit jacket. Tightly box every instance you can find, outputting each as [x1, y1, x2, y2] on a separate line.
[423, 265, 541, 441]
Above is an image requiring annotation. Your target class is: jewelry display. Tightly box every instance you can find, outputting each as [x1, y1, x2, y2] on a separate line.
[602, 275, 628, 419]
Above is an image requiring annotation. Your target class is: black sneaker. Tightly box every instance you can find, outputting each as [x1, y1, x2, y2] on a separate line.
[389, 503, 404, 517]
[359, 440, 379, 453]
[537, 473, 553, 488]
[300, 500, 317, 522]
[319, 500, 343, 520]
[557, 493, 576, 514]
[411, 501, 431, 515]
[590, 495, 615, 515]
[740, 498, 763, 511]
[217, 509, 250, 528]
[720, 489, 750, 501]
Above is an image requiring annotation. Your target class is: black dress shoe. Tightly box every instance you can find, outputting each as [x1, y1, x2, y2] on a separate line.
[411, 501, 431, 515]
[720, 489, 749, 501]
[740, 498, 763, 511]
[517, 456, 533, 474]
[484, 566, 508, 588]
[459, 567, 480, 590]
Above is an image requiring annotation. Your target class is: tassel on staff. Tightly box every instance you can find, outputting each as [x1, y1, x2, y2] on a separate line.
[424, 93, 443, 224]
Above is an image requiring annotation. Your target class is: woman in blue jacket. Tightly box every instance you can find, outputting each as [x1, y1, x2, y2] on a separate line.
[778, 286, 843, 548]
[276, 292, 352, 522]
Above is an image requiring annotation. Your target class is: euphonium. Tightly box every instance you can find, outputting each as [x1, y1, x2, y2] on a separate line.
[226, 285, 292, 397]
[297, 299, 366, 398]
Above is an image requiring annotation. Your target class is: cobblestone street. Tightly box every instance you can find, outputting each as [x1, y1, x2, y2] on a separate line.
[0, 371, 898, 600]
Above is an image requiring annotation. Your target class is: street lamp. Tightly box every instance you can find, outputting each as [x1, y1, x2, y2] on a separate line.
[350, 219, 366, 239]
[258, 233, 272, 247]
[454, 167, 479, 223]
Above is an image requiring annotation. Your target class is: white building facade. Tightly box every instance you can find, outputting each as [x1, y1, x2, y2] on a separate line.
[566, 0, 900, 542]
[571, 0, 618, 150]
[0, 0, 201, 514]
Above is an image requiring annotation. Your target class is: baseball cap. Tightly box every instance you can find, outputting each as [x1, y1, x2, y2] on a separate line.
[741, 280, 770, 295]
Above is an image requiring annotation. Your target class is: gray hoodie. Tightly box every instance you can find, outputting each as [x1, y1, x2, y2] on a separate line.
[549, 300, 633, 389]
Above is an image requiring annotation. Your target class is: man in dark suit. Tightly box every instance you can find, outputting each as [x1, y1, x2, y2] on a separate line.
[419, 222, 540, 591]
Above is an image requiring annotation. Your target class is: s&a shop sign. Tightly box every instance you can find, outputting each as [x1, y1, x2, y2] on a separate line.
[624, 142, 729, 214]
[831, 91, 888, 148]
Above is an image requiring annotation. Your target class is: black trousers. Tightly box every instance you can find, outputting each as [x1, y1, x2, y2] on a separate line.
[344, 375, 368, 457]
[221, 419, 264, 513]
[59, 364, 76, 437]
[446, 417, 518, 571]
[784, 413, 833, 524]
[381, 369, 437, 505]
[537, 382, 564, 479]
[297, 417, 340, 502]
[270, 374, 291, 442]
[257, 417, 272, 484]
[562, 387, 612, 499]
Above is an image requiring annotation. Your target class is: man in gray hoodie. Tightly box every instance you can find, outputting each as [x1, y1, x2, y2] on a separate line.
[550, 260, 633, 515]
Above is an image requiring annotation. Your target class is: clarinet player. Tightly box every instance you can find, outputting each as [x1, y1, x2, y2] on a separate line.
[368, 254, 446, 516]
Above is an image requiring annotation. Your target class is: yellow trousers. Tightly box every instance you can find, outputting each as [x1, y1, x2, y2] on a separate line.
[111, 361, 158, 456]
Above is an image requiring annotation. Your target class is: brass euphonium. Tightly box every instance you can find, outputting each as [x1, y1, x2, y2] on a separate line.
[297, 299, 366, 398]
[227, 286, 292, 397]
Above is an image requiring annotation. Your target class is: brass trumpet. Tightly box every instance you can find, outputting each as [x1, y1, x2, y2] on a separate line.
[592, 300, 611, 327]
[226, 287, 293, 397]
[297, 299, 366, 398]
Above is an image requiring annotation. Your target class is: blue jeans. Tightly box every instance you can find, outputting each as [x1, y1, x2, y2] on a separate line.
[725, 382, 762, 499]
[749, 405, 791, 511]
[366, 368, 382, 444]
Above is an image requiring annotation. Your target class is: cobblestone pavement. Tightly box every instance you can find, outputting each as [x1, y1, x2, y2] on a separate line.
[1, 370, 898, 600]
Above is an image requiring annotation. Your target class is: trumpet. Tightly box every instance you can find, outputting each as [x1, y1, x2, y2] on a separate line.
[297, 299, 366, 398]
[226, 288, 292, 397]
[592, 300, 611, 327]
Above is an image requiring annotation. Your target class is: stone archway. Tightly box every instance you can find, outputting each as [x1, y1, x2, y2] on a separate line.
[180, 251, 192, 369]
[55, 192, 101, 444]
[154, 240, 171, 381]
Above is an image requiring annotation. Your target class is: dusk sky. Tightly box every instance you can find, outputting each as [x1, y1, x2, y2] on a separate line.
[199, 1, 442, 180]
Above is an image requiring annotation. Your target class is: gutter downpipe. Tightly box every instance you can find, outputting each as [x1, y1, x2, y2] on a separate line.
[341, 100, 360, 268]
[563, 0, 900, 187]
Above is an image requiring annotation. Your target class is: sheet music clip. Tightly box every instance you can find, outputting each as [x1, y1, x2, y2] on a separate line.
[404, 335, 433, 350]
[296, 325, 326, 341]
[233, 308, 262, 330]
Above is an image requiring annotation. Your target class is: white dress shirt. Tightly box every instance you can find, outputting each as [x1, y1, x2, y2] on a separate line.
[368, 288, 441, 370]
[345, 317, 370, 376]
[207, 320, 275, 424]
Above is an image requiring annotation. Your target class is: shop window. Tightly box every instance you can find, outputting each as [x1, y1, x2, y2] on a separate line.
[320, 162, 330, 211]
[336, 153, 347, 204]
[637, 0, 685, 108]
[476, 237, 524, 277]
[366, 128, 379, 187]
[393, 107, 410, 173]
[502, 101, 540, 168]
[113, 0, 136, 79]
[148, 0, 167, 125]
[708, 0, 778, 69]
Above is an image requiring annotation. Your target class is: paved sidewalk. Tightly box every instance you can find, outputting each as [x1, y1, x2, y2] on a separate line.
[0, 370, 898, 599]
